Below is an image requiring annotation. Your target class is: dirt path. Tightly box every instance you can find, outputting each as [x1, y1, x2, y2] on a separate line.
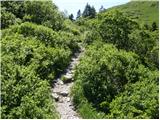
[52, 46, 84, 119]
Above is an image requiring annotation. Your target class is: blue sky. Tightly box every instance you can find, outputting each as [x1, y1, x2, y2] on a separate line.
[53, 0, 130, 18]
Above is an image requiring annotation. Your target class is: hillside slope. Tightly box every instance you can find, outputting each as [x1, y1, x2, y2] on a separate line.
[105, 1, 159, 25]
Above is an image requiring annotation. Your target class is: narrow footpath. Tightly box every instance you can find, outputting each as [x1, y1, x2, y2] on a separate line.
[52, 45, 84, 119]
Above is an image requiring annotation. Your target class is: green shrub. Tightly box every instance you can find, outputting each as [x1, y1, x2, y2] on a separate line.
[71, 80, 106, 119]
[96, 10, 158, 69]
[1, 61, 59, 119]
[1, 32, 74, 118]
[72, 42, 158, 118]
[6, 22, 79, 52]
[84, 30, 102, 45]
[63, 19, 81, 35]
[109, 75, 158, 119]
[98, 10, 138, 50]
[74, 42, 140, 105]
[1, 33, 71, 82]
[23, 0, 64, 30]
[1, 0, 64, 30]
[1, 1, 25, 19]
[57, 31, 79, 52]
[10, 22, 60, 47]
[1, 8, 21, 29]
[128, 29, 158, 69]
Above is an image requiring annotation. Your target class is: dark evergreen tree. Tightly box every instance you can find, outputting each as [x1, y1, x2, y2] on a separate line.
[90, 6, 96, 18]
[82, 3, 96, 18]
[76, 9, 81, 19]
[82, 3, 91, 17]
[69, 13, 74, 21]
[99, 5, 105, 12]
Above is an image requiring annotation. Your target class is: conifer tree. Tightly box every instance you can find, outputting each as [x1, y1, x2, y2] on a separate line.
[69, 13, 74, 21]
[82, 3, 96, 18]
[76, 9, 81, 19]
[99, 5, 105, 12]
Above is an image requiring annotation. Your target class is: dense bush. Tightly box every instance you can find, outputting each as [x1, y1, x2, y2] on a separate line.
[1, 63, 58, 119]
[98, 10, 138, 50]
[1, 1, 25, 19]
[8, 22, 79, 51]
[128, 29, 158, 69]
[83, 30, 102, 45]
[1, 34, 64, 118]
[95, 10, 158, 69]
[2, 28, 73, 80]
[1, 17, 81, 118]
[1, 1, 82, 118]
[71, 76, 106, 119]
[23, 0, 64, 30]
[57, 31, 80, 51]
[74, 42, 139, 105]
[1, 0, 64, 30]
[9, 22, 59, 46]
[1, 13, 81, 118]
[1, 8, 21, 29]
[1, 0, 158, 119]
[72, 42, 158, 118]
[63, 19, 80, 36]
[109, 77, 158, 119]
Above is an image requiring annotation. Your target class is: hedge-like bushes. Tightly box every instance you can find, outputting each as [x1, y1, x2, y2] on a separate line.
[4, 22, 79, 52]
[1, 23, 80, 118]
[72, 42, 158, 119]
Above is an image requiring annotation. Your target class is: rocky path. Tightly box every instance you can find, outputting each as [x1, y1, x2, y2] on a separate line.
[52, 46, 84, 119]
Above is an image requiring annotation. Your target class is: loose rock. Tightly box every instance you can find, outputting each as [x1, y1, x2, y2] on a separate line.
[52, 48, 83, 119]
[59, 91, 69, 97]
[57, 79, 64, 85]
[67, 97, 70, 102]
[52, 93, 59, 101]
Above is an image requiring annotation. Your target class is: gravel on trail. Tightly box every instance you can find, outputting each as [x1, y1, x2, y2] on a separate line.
[52, 46, 84, 119]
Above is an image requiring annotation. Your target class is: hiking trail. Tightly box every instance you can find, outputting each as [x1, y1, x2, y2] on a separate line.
[52, 45, 84, 119]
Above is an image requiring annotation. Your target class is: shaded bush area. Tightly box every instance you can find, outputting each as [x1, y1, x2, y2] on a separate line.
[1, 34, 62, 118]
[1, 0, 64, 30]
[98, 10, 139, 50]
[1, 21, 80, 118]
[109, 78, 158, 119]
[72, 2, 158, 119]
[80, 10, 158, 69]
[4, 22, 79, 51]
[1, 8, 21, 28]
[1, 0, 159, 119]
[1, 0, 81, 119]
[72, 42, 158, 119]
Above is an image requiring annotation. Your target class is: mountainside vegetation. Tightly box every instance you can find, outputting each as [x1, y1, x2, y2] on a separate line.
[106, 1, 159, 25]
[1, 0, 80, 118]
[72, 42, 158, 119]
[72, 1, 159, 119]
[1, 0, 159, 119]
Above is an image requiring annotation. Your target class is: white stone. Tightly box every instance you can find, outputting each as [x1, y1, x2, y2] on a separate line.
[60, 91, 69, 96]
[57, 80, 64, 85]
[52, 93, 59, 101]
[67, 97, 70, 102]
